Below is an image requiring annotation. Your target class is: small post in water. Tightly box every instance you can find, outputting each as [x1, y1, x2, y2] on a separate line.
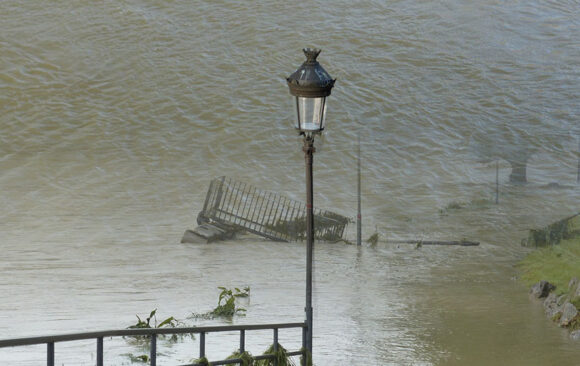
[577, 136, 579, 184]
[357, 133, 362, 246]
[496, 159, 499, 204]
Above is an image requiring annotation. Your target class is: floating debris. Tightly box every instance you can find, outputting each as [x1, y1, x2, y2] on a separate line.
[182, 176, 349, 243]
[387, 239, 480, 246]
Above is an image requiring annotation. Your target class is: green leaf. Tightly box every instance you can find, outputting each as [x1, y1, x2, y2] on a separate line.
[149, 309, 157, 320]
[158, 316, 176, 328]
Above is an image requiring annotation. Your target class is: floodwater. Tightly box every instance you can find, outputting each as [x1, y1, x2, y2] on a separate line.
[1, 0, 579, 365]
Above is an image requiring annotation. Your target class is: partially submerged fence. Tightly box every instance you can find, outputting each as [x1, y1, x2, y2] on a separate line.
[197, 176, 349, 242]
[0, 322, 306, 366]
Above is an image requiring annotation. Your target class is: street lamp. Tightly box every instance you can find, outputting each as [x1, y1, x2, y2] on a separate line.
[286, 48, 335, 358]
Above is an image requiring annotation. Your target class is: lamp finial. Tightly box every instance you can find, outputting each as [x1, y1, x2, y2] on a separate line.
[303, 48, 321, 64]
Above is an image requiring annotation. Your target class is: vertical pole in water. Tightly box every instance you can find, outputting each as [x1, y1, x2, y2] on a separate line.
[303, 135, 315, 356]
[357, 132, 362, 246]
[496, 159, 499, 204]
[577, 136, 580, 184]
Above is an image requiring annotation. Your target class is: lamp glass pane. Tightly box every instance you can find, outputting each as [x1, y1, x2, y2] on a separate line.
[295, 96, 327, 132]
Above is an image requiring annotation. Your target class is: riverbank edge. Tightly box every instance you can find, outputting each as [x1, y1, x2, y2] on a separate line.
[517, 214, 580, 340]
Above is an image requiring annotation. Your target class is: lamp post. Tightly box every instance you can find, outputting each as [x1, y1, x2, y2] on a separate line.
[286, 48, 335, 358]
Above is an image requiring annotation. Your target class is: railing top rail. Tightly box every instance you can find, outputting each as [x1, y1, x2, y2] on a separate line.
[0, 322, 306, 348]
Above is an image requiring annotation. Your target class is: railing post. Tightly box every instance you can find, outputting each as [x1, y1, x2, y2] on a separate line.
[199, 331, 206, 358]
[97, 337, 104, 366]
[0, 322, 307, 366]
[47, 342, 54, 366]
[302, 324, 307, 363]
[273, 328, 279, 366]
[150, 334, 157, 366]
[239, 329, 245, 353]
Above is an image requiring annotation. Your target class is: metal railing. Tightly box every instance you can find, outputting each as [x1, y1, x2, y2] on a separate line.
[198, 176, 349, 242]
[0, 322, 306, 366]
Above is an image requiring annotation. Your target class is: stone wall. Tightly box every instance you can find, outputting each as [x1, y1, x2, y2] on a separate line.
[530, 279, 580, 340]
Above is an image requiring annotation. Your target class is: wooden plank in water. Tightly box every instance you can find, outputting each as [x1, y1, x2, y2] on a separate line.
[388, 240, 479, 246]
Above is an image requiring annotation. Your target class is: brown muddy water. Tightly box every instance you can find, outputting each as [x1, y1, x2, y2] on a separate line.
[1, 0, 579, 365]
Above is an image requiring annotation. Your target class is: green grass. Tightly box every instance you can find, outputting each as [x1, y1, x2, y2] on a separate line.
[517, 237, 580, 294]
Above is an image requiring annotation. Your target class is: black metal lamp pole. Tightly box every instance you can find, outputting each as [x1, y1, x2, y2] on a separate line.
[303, 134, 315, 354]
[287, 48, 335, 358]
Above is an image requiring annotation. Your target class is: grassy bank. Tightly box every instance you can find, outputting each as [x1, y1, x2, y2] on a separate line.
[517, 237, 580, 294]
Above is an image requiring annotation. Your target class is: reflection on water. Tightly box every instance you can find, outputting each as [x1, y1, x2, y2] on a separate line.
[0, 0, 579, 364]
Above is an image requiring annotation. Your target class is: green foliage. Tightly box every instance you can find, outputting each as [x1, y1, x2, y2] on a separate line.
[571, 296, 580, 309]
[300, 348, 312, 366]
[123, 288, 253, 364]
[517, 237, 580, 294]
[125, 309, 187, 350]
[447, 201, 464, 210]
[210, 287, 249, 317]
[366, 232, 379, 246]
[233, 286, 251, 298]
[190, 356, 211, 366]
[191, 286, 250, 319]
[254, 343, 296, 366]
[439, 198, 494, 216]
[124, 353, 149, 363]
[568, 314, 580, 331]
[266, 213, 348, 242]
[128, 309, 179, 329]
[226, 350, 254, 366]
